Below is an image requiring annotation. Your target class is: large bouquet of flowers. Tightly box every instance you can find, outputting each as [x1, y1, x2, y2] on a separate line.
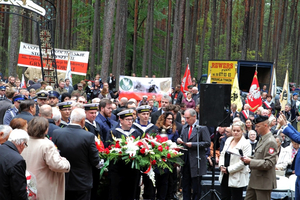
[26, 170, 37, 200]
[96, 133, 184, 185]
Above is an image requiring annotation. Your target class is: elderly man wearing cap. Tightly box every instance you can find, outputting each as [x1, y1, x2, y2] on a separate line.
[241, 115, 278, 200]
[35, 90, 49, 116]
[83, 103, 103, 200]
[0, 85, 6, 100]
[3, 95, 27, 125]
[138, 95, 148, 106]
[57, 102, 72, 128]
[48, 91, 60, 107]
[108, 109, 141, 200]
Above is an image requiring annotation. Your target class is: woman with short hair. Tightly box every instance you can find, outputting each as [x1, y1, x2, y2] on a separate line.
[21, 117, 70, 200]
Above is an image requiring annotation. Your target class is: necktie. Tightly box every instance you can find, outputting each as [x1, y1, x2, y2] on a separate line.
[188, 125, 193, 139]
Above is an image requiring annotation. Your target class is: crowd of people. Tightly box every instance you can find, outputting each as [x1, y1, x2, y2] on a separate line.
[0, 73, 300, 200]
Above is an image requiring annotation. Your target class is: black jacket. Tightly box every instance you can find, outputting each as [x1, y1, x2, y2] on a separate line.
[47, 119, 60, 138]
[51, 124, 100, 190]
[0, 141, 28, 200]
[12, 111, 34, 123]
[171, 91, 184, 105]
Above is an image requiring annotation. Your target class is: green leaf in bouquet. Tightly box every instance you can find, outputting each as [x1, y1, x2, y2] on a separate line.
[100, 159, 110, 178]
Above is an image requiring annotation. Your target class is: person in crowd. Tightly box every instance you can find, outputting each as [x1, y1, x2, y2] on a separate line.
[56, 80, 67, 96]
[191, 87, 199, 105]
[283, 104, 297, 129]
[274, 134, 291, 175]
[48, 91, 60, 107]
[82, 103, 103, 200]
[108, 109, 141, 200]
[171, 85, 184, 105]
[279, 131, 290, 148]
[3, 95, 27, 125]
[72, 83, 87, 99]
[0, 87, 15, 124]
[182, 92, 196, 109]
[240, 104, 254, 122]
[113, 97, 128, 115]
[138, 95, 148, 106]
[262, 94, 275, 115]
[64, 78, 74, 94]
[148, 98, 158, 113]
[35, 90, 49, 116]
[85, 81, 93, 101]
[10, 118, 28, 131]
[51, 108, 101, 200]
[181, 117, 186, 125]
[98, 87, 111, 100]
[91, 79, 101, 99]
[152, 94, 159, 108]
[242, 115, 278, 200]
[0, 85, 6, 100]
[7, 76, 16, 88]
[12, 99, 36, 123]
[230, 103, 239, 124]
[61, 92, 71, 102]
[165, 104, 183, 136]
[268, 116, 277, 134]
[95, 99, 118, 147]
[35, 81, 47, 93]
[179, 103, 187, 116]
[21, 117, 70, 200]
[248, 130, 258, 156]
[220, 126, 232, 152]
[155, 111, 179, 200]
[245, 118, 254, 139]
[57, 101, 72, 127]
[219, 121, 251, 200]
[261, 92, 267, 102]
[107, 73, 116, 91]
[77, 96, 86, 104]
[39, 105, 60, 138]
[0, 125, 12, 144]
[14, 79, 21, 90]
[261, 85, 268, 93]
[0, 129, 29, 199]
[28, 88, 36, 99]
[177, 108, 211, 200]
[52, 107, 62, 126]
[151, 94, 172, 125]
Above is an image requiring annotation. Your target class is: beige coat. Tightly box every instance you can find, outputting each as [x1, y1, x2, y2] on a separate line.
[22, 137, 70, 200]
[219, 136, 251, 188]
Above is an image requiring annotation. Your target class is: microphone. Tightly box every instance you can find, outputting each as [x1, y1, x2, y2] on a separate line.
[239, 149, 243, 157]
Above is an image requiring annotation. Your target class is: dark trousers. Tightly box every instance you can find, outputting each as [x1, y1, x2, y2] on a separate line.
[182, 163, 202, 200]
[296, 176, 300, 200]
[167, 166, 178, 199]
[91, 167, 100, 200]
[155, 171, 170, 200]
[220, 176, 244, 200]
[142, 173, 155, 200]
[65, 189, 91, 200]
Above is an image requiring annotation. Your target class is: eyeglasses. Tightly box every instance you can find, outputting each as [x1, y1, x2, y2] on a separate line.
[24, 142, 28, 148]
[124, 118, 133, 122]
[166, 118, 173, 121]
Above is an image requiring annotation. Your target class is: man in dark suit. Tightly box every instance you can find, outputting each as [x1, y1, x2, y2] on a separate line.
[171, 85, 184, 105]
[12, 99, 35, 123]
[230, 103, 240, 123]
[240, 104, 254, 122]
[242, 115, 277, 200]
[0, 87, 15, 124]
[38, 105, 60, 138]
[177, 108, 211, 200]
[51, 108, 101, 200]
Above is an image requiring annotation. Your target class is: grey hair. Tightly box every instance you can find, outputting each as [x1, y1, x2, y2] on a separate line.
[52, 107, 62, 123]
[232, 121, 246, 133]
[8, 129, 29, 145]
[0, 125, 12, 139]
[70, 108, 86, 123]
[232, 117, 241, 123]
[268, 116, 276, 125]
[92, 98, 101, 103]
[39, 105, 52, 118]
[162, 94, 172, 103]
[186, 108, 197, 117]
[248, 130, 257, 138]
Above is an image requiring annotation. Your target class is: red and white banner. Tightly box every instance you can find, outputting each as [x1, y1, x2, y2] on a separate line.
[118, 76, 172, 102]
[18, 42, 89, 75]
[21, 74, 26, 89]
[247, 71, 262, 112]
[181, 64, 192, 94]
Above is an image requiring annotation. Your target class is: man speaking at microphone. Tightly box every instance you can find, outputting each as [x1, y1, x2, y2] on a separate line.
[177, 108, 210, 200]
[241, 115, 277, 200]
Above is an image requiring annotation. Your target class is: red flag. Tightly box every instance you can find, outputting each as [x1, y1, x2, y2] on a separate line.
[21, 74, 26, 89]
[181, 64, 192, 94]
[247, 71, 262, 112]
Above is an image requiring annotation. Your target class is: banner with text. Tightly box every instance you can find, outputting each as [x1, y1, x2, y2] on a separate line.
[18, 42, 89, 75]
[119, 76, 172, 102]
[208, 61, 237, 85]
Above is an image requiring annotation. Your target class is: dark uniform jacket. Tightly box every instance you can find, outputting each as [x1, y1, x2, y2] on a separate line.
[0, 141, 28, 200]
[12, 111, 34, 123]
[0, 99, 12, 124]
[248, 132, 277, 190]
[132, 121, 158, 136]
[84, 119, 103, 143]
[47, 119, 60, 138]
[51, 124, 100, 191]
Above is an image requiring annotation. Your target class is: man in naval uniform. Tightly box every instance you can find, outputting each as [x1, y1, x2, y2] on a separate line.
[108, 109, 141, 200]
[57, 101, 72, 128]
[3, 95, 26, 125]
[83, 103, 103, 200]
[48, 91, 60, 107]
[35, 90, 48, 116]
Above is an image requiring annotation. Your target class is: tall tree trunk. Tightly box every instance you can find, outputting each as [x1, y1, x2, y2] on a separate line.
[112, 0, 120, 78]
[189, 0, 198, 77]
[226, 0, 232, 60]
[142, 0, 152, 76]
[9, 12, 20, 76]
[209, 0, 216, 60]
[264, 0, 273, 60]
[255, 0, 261, 60]
[148, 0, 154, 77]
[184, 0, 190, 65]
[274, 0, 284, 69]
[66, 0, 72, 49]
[132, 0, 139, 74]
[165, 0, 172, 76]
[241, 0, 250, 60]
[101, 0, 116, 81]
[90, 0, 100, 79]
[197, 0, 209, 79]
[0, 13, 9, 74]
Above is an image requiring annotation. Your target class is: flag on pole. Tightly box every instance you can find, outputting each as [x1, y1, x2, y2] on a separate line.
[231, 72, 243, 111]
[270, 68, 277, 103]
[181, 64, 192, 94]
[206, 73, 211, 83]
[21, 74, 26, 88]
[247, 71, 262, 112]
[280, 69, 290, 111]
[65, 53, 73, 86]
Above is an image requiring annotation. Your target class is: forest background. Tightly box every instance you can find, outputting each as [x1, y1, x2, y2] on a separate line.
[0, 0, 299, 88]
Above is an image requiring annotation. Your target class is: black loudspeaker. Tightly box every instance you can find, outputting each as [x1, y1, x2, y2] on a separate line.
[199, 83, 231, 127]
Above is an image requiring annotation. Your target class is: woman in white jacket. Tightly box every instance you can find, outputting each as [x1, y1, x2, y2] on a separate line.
[219, 121, 251, 200]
